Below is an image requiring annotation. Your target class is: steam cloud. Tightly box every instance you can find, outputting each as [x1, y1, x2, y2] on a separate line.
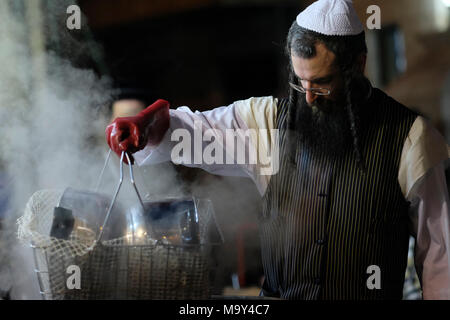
[0, 0, 111, 299]
[0, 0, 184, 299]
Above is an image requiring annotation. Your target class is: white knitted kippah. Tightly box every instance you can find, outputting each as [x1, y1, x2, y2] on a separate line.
[296, 0, 364, 36]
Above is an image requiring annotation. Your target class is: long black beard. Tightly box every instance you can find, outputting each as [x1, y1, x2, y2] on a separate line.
[295, 94, 353, 158]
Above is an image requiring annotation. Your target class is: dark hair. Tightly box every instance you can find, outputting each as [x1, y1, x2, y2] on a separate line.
[285, 22, 369, 170]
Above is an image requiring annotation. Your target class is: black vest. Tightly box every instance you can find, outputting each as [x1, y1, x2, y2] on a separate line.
[260, 88, 418, 300]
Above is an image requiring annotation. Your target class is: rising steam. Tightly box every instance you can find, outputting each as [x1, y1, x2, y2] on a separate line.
[0, 0, 185, 299]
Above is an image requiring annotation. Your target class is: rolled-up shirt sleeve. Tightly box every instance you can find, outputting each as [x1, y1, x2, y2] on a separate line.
[133, 96, 278, 195]
[399, 116, 450, 299]
[408, 162, 450, 299]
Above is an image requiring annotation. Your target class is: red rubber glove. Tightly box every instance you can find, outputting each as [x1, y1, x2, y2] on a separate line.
[105, 99, 170, 164]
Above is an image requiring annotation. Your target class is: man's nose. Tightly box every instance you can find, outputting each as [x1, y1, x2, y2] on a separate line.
[305, 91, 318, 105]
[303, 81, 318, 105]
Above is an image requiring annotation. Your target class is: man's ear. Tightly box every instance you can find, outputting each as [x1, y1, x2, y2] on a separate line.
[357, 53, 367, 74]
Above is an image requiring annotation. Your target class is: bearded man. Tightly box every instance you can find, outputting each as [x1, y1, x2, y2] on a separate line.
[106, 0, 450, 300]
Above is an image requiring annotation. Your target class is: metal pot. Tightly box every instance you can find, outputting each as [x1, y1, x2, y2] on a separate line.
[50, 187, 126, 242]
[125, 198, 200, 245]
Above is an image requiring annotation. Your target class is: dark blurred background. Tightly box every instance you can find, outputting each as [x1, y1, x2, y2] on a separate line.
[77, 1, 298, 108]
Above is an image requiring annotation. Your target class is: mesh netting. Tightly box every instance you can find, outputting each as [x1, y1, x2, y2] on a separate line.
[17, 189, 215, 300]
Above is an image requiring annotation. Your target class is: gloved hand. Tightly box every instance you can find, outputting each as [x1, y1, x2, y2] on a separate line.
[105, 99, 170, 164]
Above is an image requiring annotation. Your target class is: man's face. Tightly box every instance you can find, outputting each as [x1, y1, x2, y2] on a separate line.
[290, 42, 351, 156]
[290, 42, 344, 113]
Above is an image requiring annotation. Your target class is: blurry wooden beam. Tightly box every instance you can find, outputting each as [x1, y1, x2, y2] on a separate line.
[385, 31, 450, 135]
[25, 0, 47, 94]
[79, 0, 217, 29]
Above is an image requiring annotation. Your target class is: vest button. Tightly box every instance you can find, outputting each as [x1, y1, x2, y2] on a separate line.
[314, 278, 321, 285]
[316, 238, 326, 245]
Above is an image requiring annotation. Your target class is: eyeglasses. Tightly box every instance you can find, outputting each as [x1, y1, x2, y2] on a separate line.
[289, 82, 331, 96]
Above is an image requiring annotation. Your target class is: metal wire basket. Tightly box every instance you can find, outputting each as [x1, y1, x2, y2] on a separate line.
[18, 151, 222, 300]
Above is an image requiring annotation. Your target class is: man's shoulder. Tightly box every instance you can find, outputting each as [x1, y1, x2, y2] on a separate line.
[233, 96, 281, 130]
[234, 96, 278, 109]
[234, 96, 278, 118]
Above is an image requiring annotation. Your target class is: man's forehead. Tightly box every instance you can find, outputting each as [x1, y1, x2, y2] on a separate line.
[291, 42, 336, 80]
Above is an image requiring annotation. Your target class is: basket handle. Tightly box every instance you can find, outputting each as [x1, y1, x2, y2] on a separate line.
[94, 149, 112, 193]
[96, 151, 145, 243]
[95, 149, 150, 197]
